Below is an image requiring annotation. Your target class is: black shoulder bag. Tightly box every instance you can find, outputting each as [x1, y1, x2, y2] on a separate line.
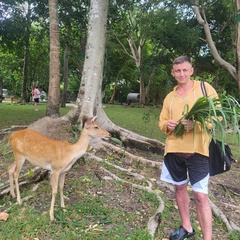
[200, 81, 234, 176]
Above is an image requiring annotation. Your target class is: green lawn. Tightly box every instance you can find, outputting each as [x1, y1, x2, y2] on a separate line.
[0, 101, 70, 130]
[103, 104, 165, 142]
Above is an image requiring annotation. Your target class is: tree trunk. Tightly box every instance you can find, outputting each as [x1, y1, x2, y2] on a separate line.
[22, 1, 31, 103]
[145, 71, 155, 103]
[60, 0, 164, 152]
[22, 42, 30, 103]
[0, 76, 2, 103]
[61, 43, 69, 107]
[114, 34, 146, 104]
[61, 0, 108, 124]
[46, 0, 61, 117]
[108, 73, 120, 104]
[127, 37, 145, 104]
[139, 75, 145, 104]
[235, 0, 240, 91]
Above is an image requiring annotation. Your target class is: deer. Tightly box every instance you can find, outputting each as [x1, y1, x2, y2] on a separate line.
[8, 116, 110, 221]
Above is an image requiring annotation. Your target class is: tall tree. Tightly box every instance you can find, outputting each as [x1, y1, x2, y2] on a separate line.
[62, 0, 109, 123]
[22, 0, 31, 102]
[192, 0, 240, 92]
[109, 1, 147, 104]
[0, 75, 3, 103]
[46, 0, 61, 116]
[56, 0, 163, 155]
[61, 42, 69, 107]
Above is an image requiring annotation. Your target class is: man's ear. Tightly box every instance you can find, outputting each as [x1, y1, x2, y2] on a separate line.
[190, 67, 194, 75]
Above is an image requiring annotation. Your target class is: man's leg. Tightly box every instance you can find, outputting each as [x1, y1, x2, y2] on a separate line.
[193, 191, 212, 240]
[175, 183, 194, 233]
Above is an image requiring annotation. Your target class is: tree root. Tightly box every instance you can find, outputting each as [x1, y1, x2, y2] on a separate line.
[155, 178, 240, 233]
[209, 198, 237, 232]
[210, 180, 240, 196]
[97, 108, 165, 155]
[102, 141, 162, 168]
[86, 152, 164, 238]
[0, 167, 49, 196]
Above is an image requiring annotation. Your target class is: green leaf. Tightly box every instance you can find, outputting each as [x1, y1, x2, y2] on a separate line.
[110, 137, 126, 160]
[233, 12, 240, 24]
[173, 95, 240, 146]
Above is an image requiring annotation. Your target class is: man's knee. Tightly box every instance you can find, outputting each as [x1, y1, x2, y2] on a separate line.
[193, 191, 208, 205]
[175, 183, 189, 195]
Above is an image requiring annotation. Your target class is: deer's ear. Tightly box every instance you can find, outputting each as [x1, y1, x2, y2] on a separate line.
[84, 118, 91, 128]
[84, 121, 90, 128]
[91, 116, 97, 122]
[84, 116, 97, 128]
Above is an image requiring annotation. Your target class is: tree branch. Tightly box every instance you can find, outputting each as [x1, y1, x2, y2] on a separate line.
[193, 4, 237, 81]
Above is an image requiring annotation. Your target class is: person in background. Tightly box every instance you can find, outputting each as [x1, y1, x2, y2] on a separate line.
[159, 56, 218, 240]
[33, 86, 41, 111]
[32, 86, 36, 101]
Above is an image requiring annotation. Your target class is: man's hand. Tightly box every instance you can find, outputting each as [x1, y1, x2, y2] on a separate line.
[181, 119, 194, 132]
[167, 120, 178, 132]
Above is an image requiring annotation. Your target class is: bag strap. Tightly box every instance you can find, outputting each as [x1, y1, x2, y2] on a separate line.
[201, 81, 207, 97]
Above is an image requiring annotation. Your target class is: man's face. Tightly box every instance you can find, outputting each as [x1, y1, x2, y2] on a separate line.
[171, 61, 194, 84]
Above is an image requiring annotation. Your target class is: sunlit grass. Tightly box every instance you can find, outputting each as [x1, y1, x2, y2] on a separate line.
[0, 101, 71, 130]
[103, 104, 165, 142]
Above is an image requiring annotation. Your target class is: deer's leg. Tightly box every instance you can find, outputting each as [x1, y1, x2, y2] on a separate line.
[50, 171, 59, 221]
[14, 155, 26, 205]
[8, 162, 16, 198]
[59, 172, 66, 208]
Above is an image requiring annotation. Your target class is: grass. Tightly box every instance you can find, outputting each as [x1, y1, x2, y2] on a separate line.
[0, 101, 70, 129]
[0, 101, 166, 143]
[0, 162, 157, 240]
[103, 104, 166, 143]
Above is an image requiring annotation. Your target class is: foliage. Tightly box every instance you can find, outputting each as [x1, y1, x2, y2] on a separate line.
[0, 0, 239, 107]
[0, 51, 23, 95]
[174, 95, 240, 148]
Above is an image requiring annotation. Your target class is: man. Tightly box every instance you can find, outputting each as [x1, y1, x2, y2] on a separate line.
[159, 56, 218, 240]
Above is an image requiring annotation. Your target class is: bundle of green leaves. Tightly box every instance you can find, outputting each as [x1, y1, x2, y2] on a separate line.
[174, 95, 240, 143]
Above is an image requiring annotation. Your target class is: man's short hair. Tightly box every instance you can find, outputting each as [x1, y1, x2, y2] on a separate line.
[173, 56, 192, 66]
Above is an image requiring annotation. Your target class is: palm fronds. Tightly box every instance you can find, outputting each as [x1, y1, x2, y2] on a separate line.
[174, 95, 240, 145]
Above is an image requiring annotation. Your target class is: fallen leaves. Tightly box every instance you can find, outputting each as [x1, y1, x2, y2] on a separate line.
[0, 212, 9, 221]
